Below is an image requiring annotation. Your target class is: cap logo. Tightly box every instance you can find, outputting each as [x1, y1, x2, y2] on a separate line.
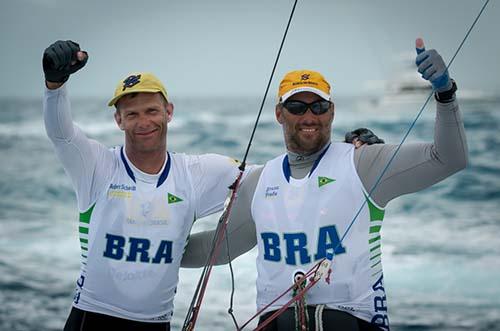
[122, 74, 142, 91]
[301, 74, 310, 80]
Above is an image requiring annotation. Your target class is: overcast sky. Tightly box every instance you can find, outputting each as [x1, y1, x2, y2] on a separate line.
[1, 0, 498, 99]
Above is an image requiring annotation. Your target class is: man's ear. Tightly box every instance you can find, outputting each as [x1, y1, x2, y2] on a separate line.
[275, 104, 284, 124]
[114, 110, 124, 130]
[166, 103, 174, 123]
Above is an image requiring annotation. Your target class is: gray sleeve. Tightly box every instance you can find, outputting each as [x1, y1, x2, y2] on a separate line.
[43, 85, 115, 211]
[181, 166, 262, 268]
[354, 99, 468, 207]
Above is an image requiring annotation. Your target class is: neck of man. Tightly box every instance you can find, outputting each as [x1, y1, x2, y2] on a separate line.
[125, 146, 167, 175]
[287, 141, 330, 179]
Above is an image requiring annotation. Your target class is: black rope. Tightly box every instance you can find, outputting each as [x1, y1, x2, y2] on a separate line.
[226, 1, 299, 329]
[446, 0, 490, 73]
[238, 0, 299, 172]
[226, 227, 239, 329]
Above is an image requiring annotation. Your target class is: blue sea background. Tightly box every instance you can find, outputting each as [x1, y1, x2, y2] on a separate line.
[0, 93, 499, 330]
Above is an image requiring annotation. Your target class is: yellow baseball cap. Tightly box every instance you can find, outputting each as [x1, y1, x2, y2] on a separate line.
[108, 72, 169, 107]
[278, 70, 331, 102]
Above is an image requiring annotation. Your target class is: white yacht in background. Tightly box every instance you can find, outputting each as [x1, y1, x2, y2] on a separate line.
[381, 69, 433, 105]
[355, 53, 497, 115]
[378, 63, 433, 107]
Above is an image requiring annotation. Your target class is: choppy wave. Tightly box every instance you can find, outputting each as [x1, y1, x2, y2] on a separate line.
[1, 96, 499, 330]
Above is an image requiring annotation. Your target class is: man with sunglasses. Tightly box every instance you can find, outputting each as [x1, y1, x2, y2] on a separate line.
[182, 39, 468, 330]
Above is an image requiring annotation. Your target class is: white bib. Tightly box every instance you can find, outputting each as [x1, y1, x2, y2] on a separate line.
[251, 143, 389, 328]
[74, 147, 196, 322]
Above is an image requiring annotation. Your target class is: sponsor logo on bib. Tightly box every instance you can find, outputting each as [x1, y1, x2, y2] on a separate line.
[265, 186, 280, 198]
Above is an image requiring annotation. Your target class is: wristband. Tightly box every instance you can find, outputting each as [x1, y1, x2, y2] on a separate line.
[435, 80, 457, 103]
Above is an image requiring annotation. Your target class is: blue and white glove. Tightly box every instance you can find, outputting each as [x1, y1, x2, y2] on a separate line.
[415, 38, 452, 93]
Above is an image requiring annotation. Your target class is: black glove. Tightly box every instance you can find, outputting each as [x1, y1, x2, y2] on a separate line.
[42, 40, 88, 83]
[344, 128, 385, 145]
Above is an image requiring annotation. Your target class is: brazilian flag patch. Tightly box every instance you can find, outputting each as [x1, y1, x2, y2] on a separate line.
[318, 176, 335, 188]
[168, 193, 183, 204]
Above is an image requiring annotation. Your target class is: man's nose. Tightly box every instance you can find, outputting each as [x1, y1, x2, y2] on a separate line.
[136, 113, 152, 127]
[300, 108, 318, 122]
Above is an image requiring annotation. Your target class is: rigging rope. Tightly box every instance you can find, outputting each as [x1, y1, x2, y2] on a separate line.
[181, 1, 299, 330]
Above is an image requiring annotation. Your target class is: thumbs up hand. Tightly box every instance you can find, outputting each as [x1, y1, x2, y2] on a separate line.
[415, 38, 452, 93]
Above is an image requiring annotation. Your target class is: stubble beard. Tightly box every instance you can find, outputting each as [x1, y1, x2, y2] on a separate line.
[286, 126, 331, 155]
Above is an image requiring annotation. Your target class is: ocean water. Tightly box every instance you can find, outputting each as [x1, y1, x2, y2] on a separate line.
[0, 95, 499, 331]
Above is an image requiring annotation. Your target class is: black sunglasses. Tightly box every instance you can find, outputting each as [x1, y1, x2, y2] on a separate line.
[281, 100, 332, 115]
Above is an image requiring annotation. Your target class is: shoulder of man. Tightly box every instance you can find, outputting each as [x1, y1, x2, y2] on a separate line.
[238, 165, 264, 201]
[353, 143, 398, 169]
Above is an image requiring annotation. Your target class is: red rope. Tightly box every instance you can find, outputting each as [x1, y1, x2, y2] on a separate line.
[252, 278, 319, 331]
[183, 171, 244, 331]
[235, 260, 327, 331]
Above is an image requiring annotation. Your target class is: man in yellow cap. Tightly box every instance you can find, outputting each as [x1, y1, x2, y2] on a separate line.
[182, 39, 468, 330]
[42, 40, 249, 331]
